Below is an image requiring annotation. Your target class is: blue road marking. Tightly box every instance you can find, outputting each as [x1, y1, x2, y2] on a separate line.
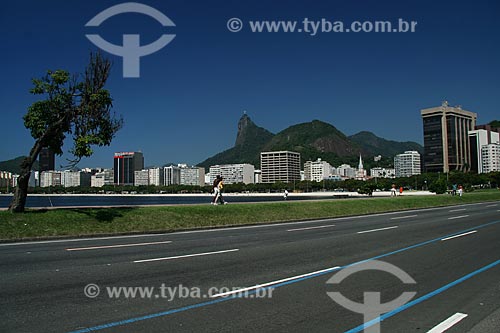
[68, 219, 500, 333]
[344, 259, 500, 333]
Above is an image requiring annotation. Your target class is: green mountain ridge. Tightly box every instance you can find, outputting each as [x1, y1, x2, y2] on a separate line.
[0, 156, 39, 174]
[199, 114, 423, 169]
[348, 131, 424, 157]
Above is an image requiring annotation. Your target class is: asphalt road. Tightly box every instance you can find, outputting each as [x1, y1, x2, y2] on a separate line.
[1, 200, 499, 333]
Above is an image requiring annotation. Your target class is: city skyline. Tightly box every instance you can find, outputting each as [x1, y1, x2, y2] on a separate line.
[1, 0, 499, 168]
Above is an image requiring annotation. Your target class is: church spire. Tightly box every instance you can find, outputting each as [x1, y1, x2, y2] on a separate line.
[358, 154, 364, 170]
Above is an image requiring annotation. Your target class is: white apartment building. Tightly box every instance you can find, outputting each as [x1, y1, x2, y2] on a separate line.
[148, 167, 164, 186]
[134, 170, 150, 186]
[0, 171, 13, 189]
[304, 158, 332, 182]
[481, 144, 500, 173]
[260, 151, 301, 184]
[370, 167, 396, 178]
[91, 169, 114, 187]
[180, 166, 205, 186]
[394, 151, 421, 177]
[254, 169, 262, 184]
[40, 171, 62, 187]
[337, 164, 356, 179]
[469, 129, 500, 173]
[209, 164, 255, 184]
[164, 166, 181, 186]
[61, 170, 91, 187]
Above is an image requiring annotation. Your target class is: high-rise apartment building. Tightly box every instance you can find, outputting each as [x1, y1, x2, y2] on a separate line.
[260, 151, 301, 183]
[164, 165, 181, 186]
[40, 171, 62, 187]
[148, 167, 165, 186]
[304, 158, 331, 182]
[337, 164, 356, 179]
[39, 147, 55, 172]
[394, 151, 421, 177]
[134, 170, 150, 186]
[209, 164, 255, 184]
[61, 170, 91, 187]
[421, 101, 477, 173]
[481, 144, 500, 173]
[179, 166, 205, 186]
[113, 152, 144, 186]
[468, 128, 500, 173]
[91, 169, 114, 187]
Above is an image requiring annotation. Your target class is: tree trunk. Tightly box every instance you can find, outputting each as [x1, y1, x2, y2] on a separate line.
[8, 140, 43, 213]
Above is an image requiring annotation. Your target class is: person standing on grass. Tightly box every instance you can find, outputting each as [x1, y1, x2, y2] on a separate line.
[458, 185, 463, 197]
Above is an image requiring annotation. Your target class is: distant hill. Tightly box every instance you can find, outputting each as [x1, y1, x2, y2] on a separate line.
[261, 120, 361, 166]
[199, 115, 423, 170]
[489, 120, 500, 130]
[0, 156, 39, 174]
[199, 114, 274, 168]
[349, 131, 423, 157]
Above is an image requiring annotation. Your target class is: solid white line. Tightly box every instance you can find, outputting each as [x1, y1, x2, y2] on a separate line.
[357, 226, 398, 234]
[287, 224, 336, 232]
[211, 266, 341, 298]
[441, 231, 477, 241]
[447, 215, 469, 220]
[390, 215, 418, 220]
[485, 204, 497, 207]
[427, 312, 468, 333]
[65, 240, 172, 251]
[133, 249, 239, 263]
[0, 233, 168, 247]
[449, 208, 466, 212]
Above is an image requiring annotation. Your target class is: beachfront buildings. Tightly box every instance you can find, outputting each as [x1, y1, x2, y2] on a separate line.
[209, 164, 255, 184]
[113, 152, 144, 186]
[468, 127, 500, 173]
[164, 165, 181, 186]
[421, 101, 477, 173]
[260, 151, 301, 183]
[179, 165, 205, 186]
[91, 169, 114, 187]
[481, 144, 500, 173]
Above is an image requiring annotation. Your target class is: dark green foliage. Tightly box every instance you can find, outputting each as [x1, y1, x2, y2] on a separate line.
[9, 53, 122, 212]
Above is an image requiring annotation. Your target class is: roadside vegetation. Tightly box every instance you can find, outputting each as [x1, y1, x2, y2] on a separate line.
[1, 189, 499, 241]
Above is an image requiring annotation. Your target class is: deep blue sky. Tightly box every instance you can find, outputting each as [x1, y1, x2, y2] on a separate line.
[1, 0, 499, 168]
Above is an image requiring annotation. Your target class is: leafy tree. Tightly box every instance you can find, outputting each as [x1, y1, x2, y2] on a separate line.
[429, 177, 447, 194]
[9, 53, 122, 212]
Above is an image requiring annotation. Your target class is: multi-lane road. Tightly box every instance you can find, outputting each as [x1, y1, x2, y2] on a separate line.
[1, 201, 499, 332]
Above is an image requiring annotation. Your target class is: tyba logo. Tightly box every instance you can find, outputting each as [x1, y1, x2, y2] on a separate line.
[85, 2, 175, 78]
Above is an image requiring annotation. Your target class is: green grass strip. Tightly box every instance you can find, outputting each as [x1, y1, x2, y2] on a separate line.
[1, 190, 499, 241]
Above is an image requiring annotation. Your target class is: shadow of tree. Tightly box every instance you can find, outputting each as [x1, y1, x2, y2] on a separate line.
[72, 207, 136, 222]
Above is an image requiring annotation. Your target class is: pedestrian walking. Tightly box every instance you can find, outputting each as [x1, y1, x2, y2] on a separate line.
[391, 184, 397, 197]
[211, 175, 221, 205]
[284, 189, 289, 200]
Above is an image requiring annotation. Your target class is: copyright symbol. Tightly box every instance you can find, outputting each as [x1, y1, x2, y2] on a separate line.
[227, 18, 243, 32]
[84, 283, 100, 298]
